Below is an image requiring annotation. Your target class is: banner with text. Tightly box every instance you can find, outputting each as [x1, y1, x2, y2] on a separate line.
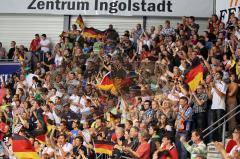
[216, 0, 240, 23]
[0, 0, 213, 17]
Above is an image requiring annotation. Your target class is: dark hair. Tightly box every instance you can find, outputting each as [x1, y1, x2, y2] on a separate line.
[149, 124, 159, 133]
[234, 125, 240, 132]
[189, 16, 195, 21]
[144, 100, 152, 106]
[192, 129, 203, 140]
[179, 96, 188, 103]
[75, 136, 84, 143]
[142, 45, 149, 52]
[41, 34, 47, 38]
[35, 34, 39, 37]
[217, 71, 223, 77]
[126, 120, 133, 126]
[162, 133, 174, 143]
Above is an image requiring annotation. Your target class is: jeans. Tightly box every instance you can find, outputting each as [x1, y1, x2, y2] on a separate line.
[192, 112, 206, 131]
[175, 131, 189, 159]
[208, 109, 225, 142]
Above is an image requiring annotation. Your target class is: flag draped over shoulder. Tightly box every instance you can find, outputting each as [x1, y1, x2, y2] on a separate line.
[76, 15, 85, 29]
[94, 140, 114, 156]
[184, 63, 204, 91]
[12, 134, 40, 159]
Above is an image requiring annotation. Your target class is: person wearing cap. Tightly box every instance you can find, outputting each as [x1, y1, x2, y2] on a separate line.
[123, 130, 150, 159]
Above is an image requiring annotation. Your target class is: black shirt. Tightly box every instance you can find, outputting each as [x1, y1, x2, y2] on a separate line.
[200, 47, 208, 60]
[8, 48, 15, 59]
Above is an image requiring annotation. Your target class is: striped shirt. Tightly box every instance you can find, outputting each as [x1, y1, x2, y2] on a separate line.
[183, 141, 207, 159]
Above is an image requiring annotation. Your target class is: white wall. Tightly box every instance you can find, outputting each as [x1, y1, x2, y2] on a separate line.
[0, 14, 64, 51]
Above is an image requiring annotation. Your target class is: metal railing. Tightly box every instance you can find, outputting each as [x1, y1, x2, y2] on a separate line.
[202, 104, 240, 144]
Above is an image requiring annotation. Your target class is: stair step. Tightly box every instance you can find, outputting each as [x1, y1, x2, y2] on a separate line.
[207, 143, 222, 159]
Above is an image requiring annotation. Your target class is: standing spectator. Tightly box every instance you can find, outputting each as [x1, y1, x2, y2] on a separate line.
[0, 42, 6, 59]
[131, 24, 143, 46]
[161, 20, 176, 37]
[208, 71, 227, 142]
[226, 74, 238, 132]
[39, 34, 50, 62]
[29, 34, 41, 53]
[190, 85, 208, 130]
[175, 96, 192, 159]
[187, 16, 200, 34]
[105, 24, 119, 43]
[8, 41, 16, 60]
[180, 129, 207, 159]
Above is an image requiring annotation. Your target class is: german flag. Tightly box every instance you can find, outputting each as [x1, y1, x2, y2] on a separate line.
[76, 15, 85, 29]
[184, 63, 204, 91]
[13, 134, 40, 159]
[83, 27, 105, 39]
[97, 72, 118, 95]
[94, 140, 114, 156]
[35, 115, 54, 144]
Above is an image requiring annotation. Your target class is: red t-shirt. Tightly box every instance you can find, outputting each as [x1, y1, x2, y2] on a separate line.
[136, 142, 150, 159]
[226, 139, 237, 153]
[169, 146, 179, 159]
[30, 39, 40, 52]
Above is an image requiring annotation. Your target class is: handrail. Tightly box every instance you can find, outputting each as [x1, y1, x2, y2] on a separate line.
[203, 104, 240, 133]
[203, 110, 240, 139]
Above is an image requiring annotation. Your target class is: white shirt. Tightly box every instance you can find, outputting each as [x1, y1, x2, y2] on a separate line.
[69, 94, 80, 113]
[42, 146, 54, 156]
[229, 145, 240, 157]
[54, 54, 63, 66]
[57, 142, 73, 156]
[211, 81, 227, 110]
[50, 95, 57, 103]
[40, 39, 50, 52]
[52, 110, 61, 125]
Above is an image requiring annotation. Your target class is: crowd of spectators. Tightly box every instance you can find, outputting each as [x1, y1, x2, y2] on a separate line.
[0, 14, 240, 159]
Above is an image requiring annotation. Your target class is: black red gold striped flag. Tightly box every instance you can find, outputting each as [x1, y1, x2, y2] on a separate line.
[83, 27, 105, 39]
[94, 140, 114, 156]
[97, 72, 118, 95]
[13, 134, 40, 159]
[184, 63, 204, 91]
[76, 15, 85, 29]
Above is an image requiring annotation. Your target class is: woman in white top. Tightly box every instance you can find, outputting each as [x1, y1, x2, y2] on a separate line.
[54, 49, 63, 67]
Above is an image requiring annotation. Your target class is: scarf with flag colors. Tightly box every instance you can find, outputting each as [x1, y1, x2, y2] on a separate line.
[12, 134, 40, 159]
[94, 140, 114, 156]
[184, 63, 204, 91]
